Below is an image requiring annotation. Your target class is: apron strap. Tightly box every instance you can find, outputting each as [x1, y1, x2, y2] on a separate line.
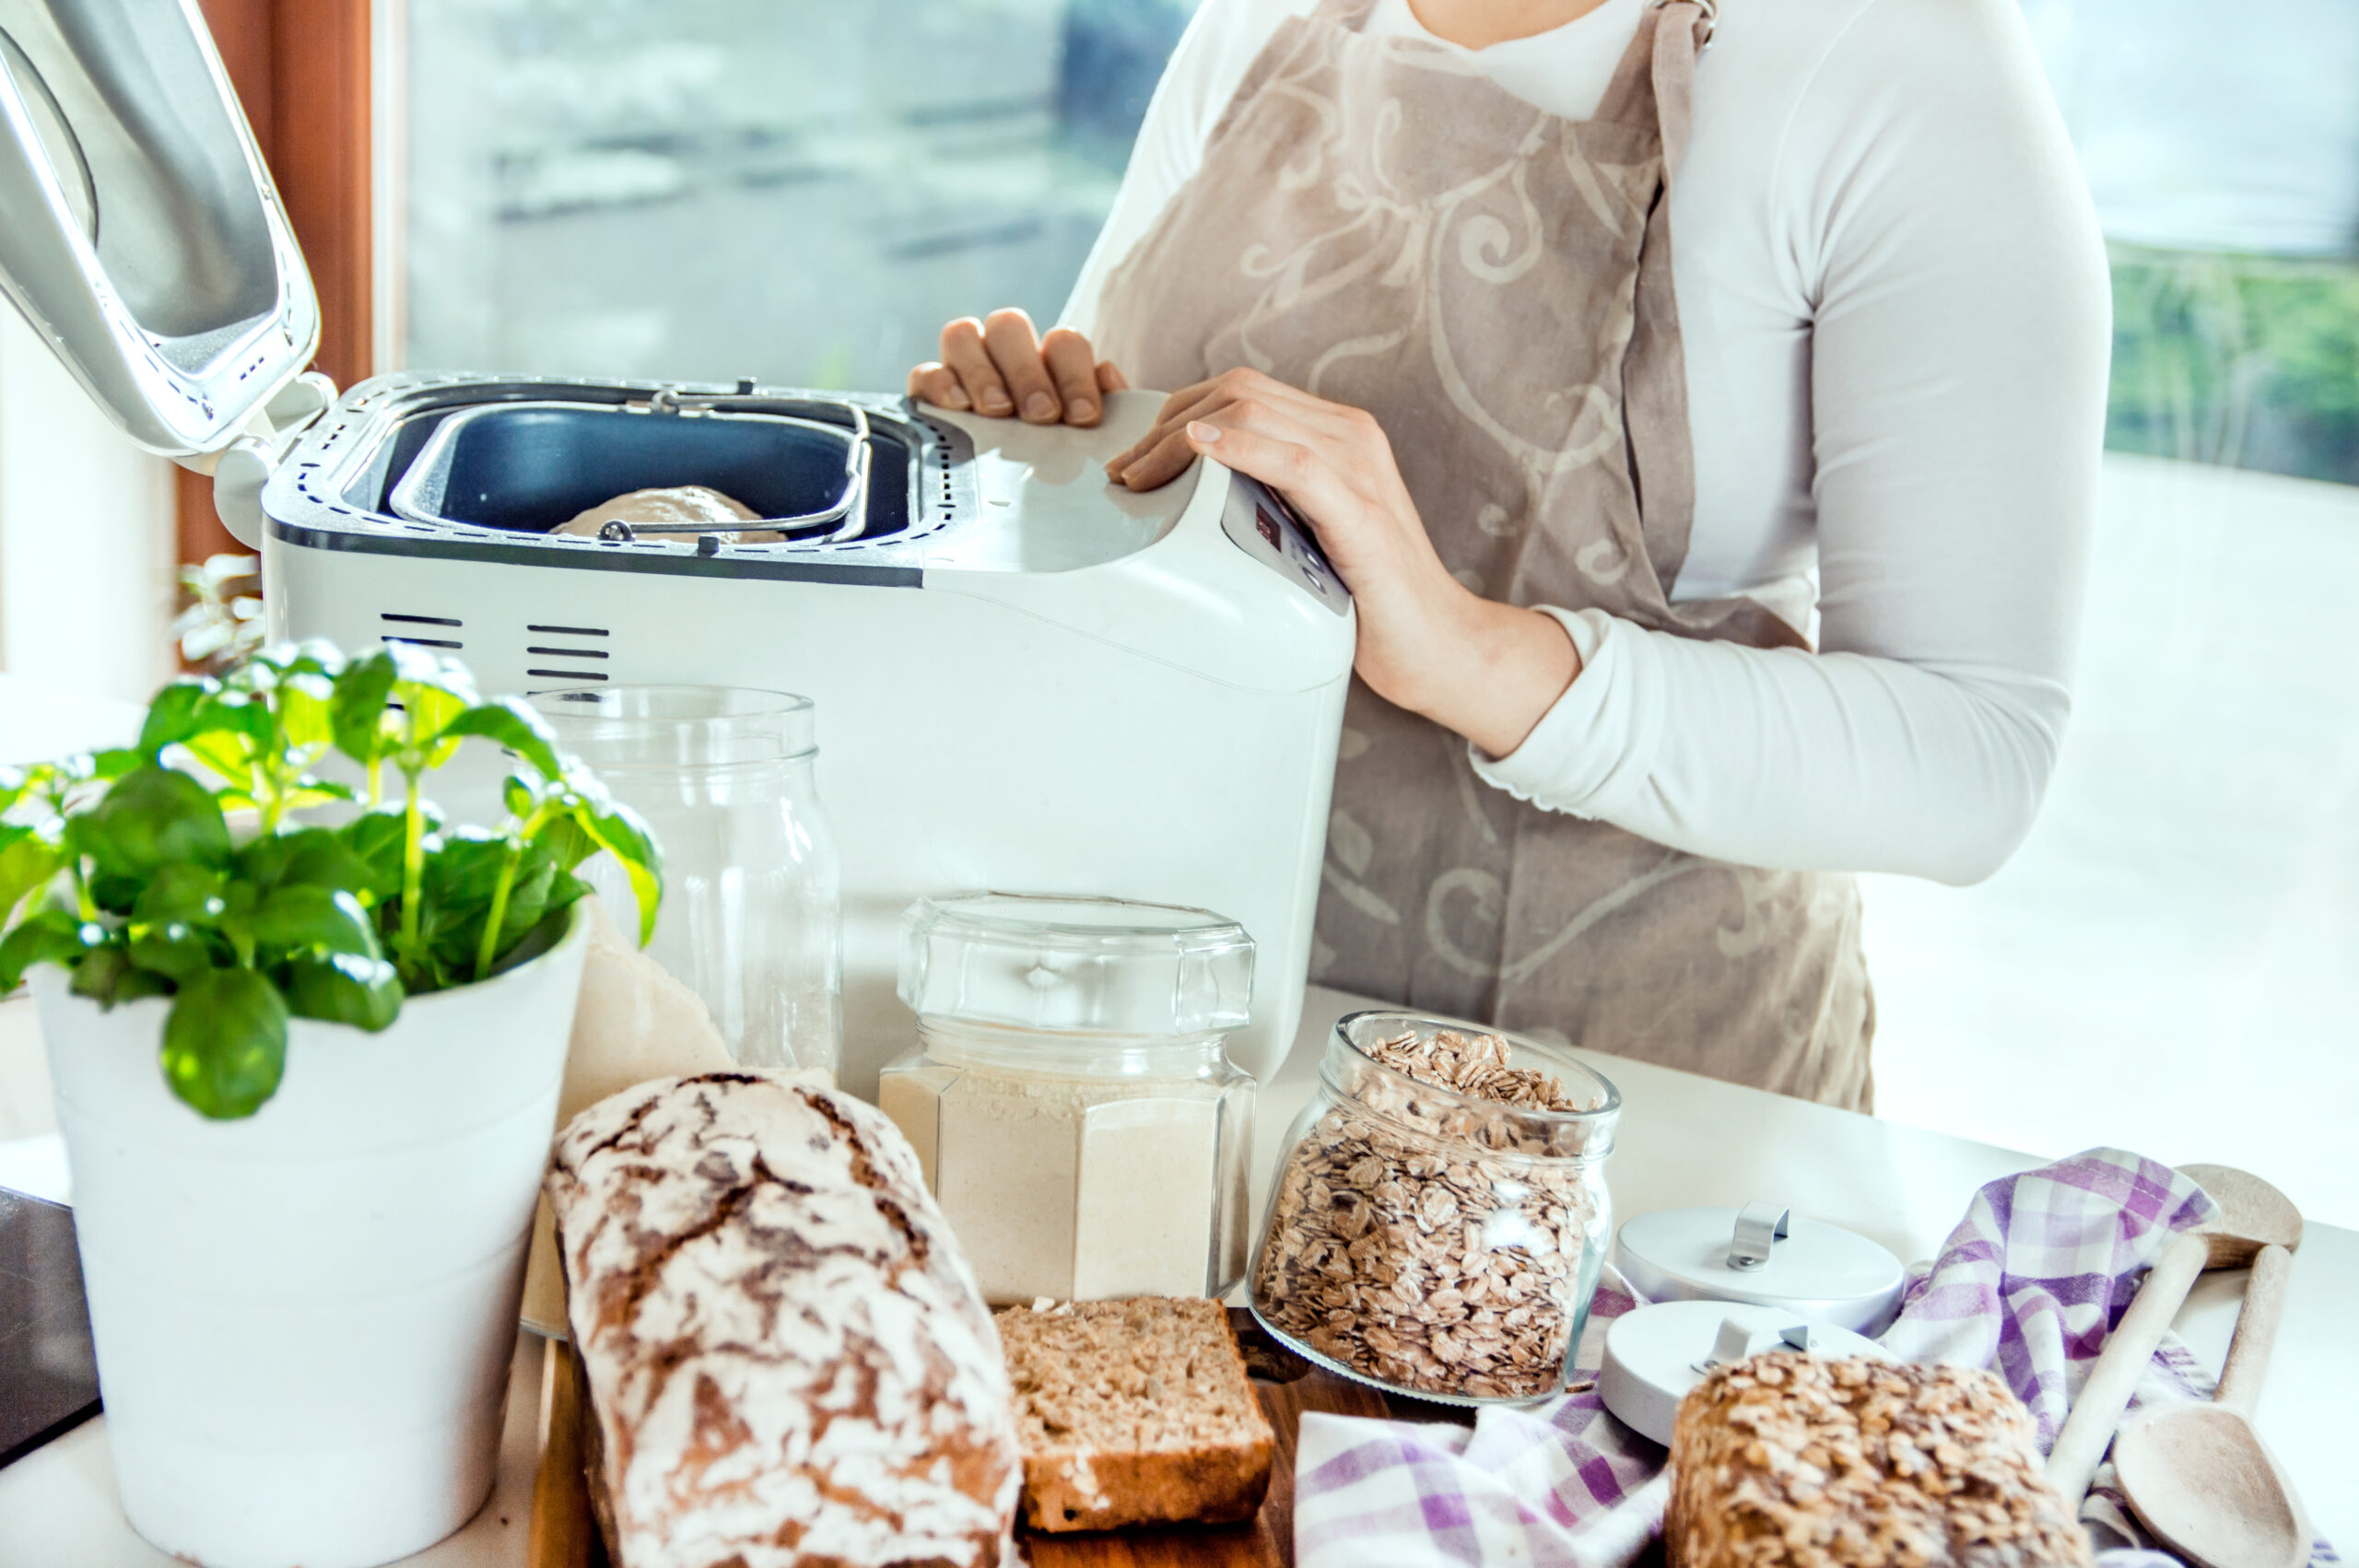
[1650, 0, 1715, 187]
[1595, 0, 1713, 185]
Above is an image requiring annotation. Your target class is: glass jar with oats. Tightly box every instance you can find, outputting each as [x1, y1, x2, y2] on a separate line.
[1250, 1012, 1620, 1404]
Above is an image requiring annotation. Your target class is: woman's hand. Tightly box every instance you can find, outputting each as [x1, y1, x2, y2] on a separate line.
[908, 308, 1130, 427]
[1108, 369, 1580, 757]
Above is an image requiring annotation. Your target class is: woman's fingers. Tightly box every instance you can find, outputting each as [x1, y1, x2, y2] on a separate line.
[906, 361, 971, 412]
[982, 310, 1064, 424]
[1181, 416, 1361, 531]
[1107, 385, 1236, 483]
[921, 314, 1121, 425]
[1109, 369, 1369, 481]
[1112, 424, 1205, 490]
[939, 319, 1014, 416]
[1041, 328, 1104, 427]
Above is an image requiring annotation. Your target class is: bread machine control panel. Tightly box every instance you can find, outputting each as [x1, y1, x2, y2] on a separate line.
[1219, 474, 1352, 616]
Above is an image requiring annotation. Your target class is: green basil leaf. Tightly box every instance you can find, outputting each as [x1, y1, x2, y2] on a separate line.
[280, 951, 403, 1032]
[331, 650, 401, 765]
[87, 872, 143, 916]
[532, 813, 595, 873]
[239, 827, 375, 897]
[430, 698, 566, 784]
[135, 678, 223, 758]
[132, 862, 228, 927]
[0, 827, 65, 927]
[89, 748, 143, 781]
[502, 772, 539, 821]
[281, 778, 357, 810]
[67, 944, 171, 1007]
[130, 925, 224, 984]
[0, 909, 100, 990]
[277, 671, 338, 754]
[160, 967, 288, 1119]
[564, 798, 663, 945]
[175, 731, 257, 796]
[337, 807, 432, 900]
[417, 828, 511, 912]
[486, 900, 575, 977]
[74, 766, 231, 881]
[250, 885, 380, 959]
[394, 940, 463, 996]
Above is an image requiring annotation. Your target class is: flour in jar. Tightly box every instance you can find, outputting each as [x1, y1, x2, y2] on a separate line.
[878, 1062, 1230, 1306]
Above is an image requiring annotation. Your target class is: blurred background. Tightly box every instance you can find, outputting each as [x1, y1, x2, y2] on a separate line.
[0, 0, 2353, 1222]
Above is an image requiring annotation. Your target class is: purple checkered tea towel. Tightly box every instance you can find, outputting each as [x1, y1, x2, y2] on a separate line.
[1291, 1148, 2336, 1568]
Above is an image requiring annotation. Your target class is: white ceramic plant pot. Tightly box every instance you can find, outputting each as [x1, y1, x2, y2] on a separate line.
[31, 904, 590, 1568]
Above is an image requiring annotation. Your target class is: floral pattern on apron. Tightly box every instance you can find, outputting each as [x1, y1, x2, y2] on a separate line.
[1095, 0, 1873, 1107]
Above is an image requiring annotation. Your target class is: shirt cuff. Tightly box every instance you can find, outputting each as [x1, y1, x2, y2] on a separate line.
[1467, 607, 1666, 821]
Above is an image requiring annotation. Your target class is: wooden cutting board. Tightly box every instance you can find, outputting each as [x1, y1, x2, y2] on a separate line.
[527, 1311, 1470, 1568]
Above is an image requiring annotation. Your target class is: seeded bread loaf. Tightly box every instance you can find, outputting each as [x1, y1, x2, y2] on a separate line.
[1665, 1352, 2093, 1568]
[548, 1072, 1020, 1568]
[995, 1298, 1274, 1532]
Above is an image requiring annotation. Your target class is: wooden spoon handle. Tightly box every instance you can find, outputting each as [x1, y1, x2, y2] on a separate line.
[2046, 1229, 2209, 1505]
[2213, 1242, 2293, 1415]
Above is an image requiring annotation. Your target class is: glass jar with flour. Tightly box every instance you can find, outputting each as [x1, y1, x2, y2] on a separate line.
[877, 893, 1256, 1306]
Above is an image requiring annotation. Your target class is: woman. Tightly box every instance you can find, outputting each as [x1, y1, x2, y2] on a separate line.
[909, 0, 2108, 1108]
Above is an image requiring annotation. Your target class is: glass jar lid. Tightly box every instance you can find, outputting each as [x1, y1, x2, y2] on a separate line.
[531, 685, 816, 769]
[898, 893, 1254, 1038]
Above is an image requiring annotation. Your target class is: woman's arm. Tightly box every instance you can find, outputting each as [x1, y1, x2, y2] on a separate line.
[1475, 0, 2111, 884]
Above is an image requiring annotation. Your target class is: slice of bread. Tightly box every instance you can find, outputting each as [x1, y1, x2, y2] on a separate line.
[995, 1297, 1275, 1533]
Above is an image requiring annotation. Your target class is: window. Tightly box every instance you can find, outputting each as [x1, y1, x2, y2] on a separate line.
[1866, 0, 2359, 1227]
[399, 0, 1197, 386]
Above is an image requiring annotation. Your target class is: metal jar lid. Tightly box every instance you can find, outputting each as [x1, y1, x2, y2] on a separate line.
[1614, 1203, 1907, 1333]
[1598, 1300, 1895, 1445]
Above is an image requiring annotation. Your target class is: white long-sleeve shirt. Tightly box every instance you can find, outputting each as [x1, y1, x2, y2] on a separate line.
[1062, 0, 2111, 885]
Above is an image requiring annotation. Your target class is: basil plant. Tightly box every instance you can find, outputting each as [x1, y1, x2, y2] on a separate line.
[0, 642, 661, 1119]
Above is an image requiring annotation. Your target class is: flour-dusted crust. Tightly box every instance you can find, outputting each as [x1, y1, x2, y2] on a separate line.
[996, 1298, 1273, 1532]
[1666, 1352, 2093, 1568]
[547, 1072, 1020, 1568]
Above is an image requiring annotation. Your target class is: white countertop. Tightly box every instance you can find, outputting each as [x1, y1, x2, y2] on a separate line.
[1, 982, 2352, 1562]
[1, 672, 2351, 1557]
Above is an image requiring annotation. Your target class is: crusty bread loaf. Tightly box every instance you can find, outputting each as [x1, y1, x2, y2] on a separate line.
[1666, 1352, 2092, 1568]
[995, 1297, 1273, 1532]
[548, 1072, 1020, 1568]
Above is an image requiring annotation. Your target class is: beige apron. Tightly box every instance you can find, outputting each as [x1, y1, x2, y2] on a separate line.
[1096, 0, 1874, 1108]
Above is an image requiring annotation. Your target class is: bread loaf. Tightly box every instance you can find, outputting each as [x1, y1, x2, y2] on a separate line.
[1665, 1352, 2092, 1568]
[548, 1072, 1020, 1568]
[995, 1297, 1273, 1532]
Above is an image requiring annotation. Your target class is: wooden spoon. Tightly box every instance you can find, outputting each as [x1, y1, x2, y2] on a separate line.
[2112, 1237, 2311, 1568]
[2044, 1164, 2303, 1506]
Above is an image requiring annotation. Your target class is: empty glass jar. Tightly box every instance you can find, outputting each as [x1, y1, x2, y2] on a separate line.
[1251, 1011, 1620, 1404]
[534, 685, 840, 1080]
[877, 894, 1258, 1306]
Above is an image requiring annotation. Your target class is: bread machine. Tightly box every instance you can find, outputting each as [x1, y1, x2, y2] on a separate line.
[0, 0, 1354, 1090]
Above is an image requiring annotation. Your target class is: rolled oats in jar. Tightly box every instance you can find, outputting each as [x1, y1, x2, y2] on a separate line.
[1250, 1012, 1619, 1403]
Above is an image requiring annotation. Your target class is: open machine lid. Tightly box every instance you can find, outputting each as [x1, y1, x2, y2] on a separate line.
[0, 0, 319, 458]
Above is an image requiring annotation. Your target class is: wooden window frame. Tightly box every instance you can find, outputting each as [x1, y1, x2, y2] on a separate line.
[179, 0, 375, 566]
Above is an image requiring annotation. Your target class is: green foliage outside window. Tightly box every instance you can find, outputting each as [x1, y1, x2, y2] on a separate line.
[2106, 244, 2359, 486]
